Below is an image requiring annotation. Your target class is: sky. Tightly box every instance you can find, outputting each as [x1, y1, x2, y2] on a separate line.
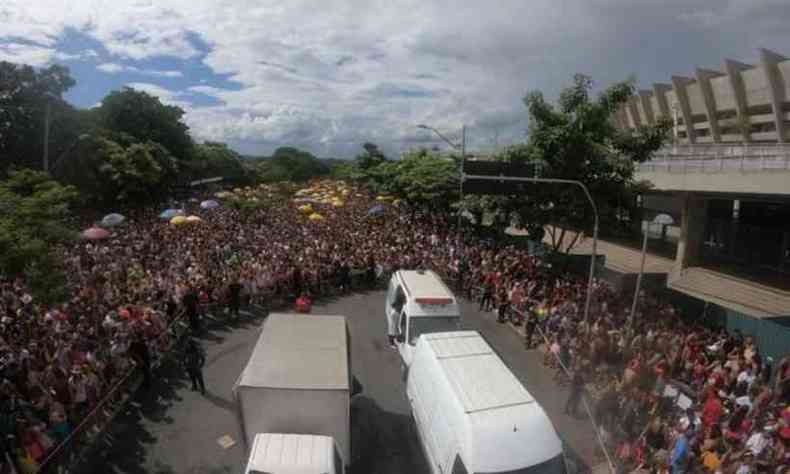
[2, 1, 789, 159]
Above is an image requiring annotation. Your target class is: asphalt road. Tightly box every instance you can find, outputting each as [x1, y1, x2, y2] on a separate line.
[80, 288, 602, 474]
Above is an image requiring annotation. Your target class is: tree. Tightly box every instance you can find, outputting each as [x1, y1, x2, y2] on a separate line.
[0, 169, 78, 303]
[97, 87, 193, 161]
[0, 62, 78, 172]
[257, 147, 329, 183]
[186, 141, 255, 185]
[511, 74, 670, 254]
[355, 142, 387, 170]
[55, 135, 178, 205]
[393, 149, 458, 212]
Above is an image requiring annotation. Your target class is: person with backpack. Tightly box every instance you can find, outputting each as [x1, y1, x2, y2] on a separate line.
[184, 339, 206, 395]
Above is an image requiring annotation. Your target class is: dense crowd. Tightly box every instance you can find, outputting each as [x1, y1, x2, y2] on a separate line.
[1, 181, 788, 474]
[457, 239, 790, 474]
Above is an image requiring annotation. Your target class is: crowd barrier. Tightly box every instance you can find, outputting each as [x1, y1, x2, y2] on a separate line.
[34, 313, 190, 474]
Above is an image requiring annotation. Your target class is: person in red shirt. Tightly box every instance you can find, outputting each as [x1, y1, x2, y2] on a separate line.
[702, 391, 723, 432]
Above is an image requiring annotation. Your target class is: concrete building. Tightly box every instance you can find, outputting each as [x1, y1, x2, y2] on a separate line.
[605, 49, 790, 360]
[614, 48, 790, 144]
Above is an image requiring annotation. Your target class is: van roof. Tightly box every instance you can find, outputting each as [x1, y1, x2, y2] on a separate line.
[420, 332, 563, 472]
[423, 332, 534, 413]
[237, 313, 349, 391]
[246, 433, 333, 474]
[398, 270, 455, 301]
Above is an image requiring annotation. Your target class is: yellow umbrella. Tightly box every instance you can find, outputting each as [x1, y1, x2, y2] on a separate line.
[332, 200, 344, 208]
[393, 199, 402, 205]
[308, 213, 324, 221]
[186, 215, 202, 223]
[298, 204, 313, 213]
[170, 215, 188, 225]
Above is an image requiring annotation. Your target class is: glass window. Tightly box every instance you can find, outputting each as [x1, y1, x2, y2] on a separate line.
[408, 317, 461, 345]
[392, 285, 406, 313]
[476, 454, 566, 474]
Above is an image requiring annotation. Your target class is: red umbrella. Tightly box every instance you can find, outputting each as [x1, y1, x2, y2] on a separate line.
[81, 227, 110, 240]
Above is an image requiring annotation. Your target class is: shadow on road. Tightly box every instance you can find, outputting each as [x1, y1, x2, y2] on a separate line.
[75, 309, 268, 474]
[351, 395, 429, 474]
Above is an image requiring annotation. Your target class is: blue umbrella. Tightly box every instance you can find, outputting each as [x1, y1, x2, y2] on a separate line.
[159, 209, 185, 220]
[100, 213, 125, 227]
[367, 204, 385, 216]
[200, 199, 220, 210]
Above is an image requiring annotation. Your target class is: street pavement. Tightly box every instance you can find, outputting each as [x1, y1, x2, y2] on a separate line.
[80, 288, 603, 474]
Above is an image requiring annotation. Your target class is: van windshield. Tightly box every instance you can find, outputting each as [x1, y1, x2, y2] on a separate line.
[409, 316, 461, 345]
[477, 454, 566, 474]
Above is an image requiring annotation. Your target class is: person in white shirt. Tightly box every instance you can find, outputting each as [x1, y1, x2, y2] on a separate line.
[744, 426, 767, 457]
[738, 365, 756, 388]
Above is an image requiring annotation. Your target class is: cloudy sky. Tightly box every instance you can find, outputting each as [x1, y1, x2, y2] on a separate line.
[2, 1, 789, 158]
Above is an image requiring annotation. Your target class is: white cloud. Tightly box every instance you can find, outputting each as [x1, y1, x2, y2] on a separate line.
[0, 42, 56, 67]
[125, 82, 191, 108]
[97, 62, 183, 77]
[97, 62, 124, 73]
[3, 0, 790, 156]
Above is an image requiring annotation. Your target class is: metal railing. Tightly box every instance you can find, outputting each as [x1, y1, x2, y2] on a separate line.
[34, 314, 190, 473]
[638, 143, 790, 173]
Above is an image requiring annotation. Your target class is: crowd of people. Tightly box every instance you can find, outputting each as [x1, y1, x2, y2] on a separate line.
[1, 180, 788, 474]
[454, 237, 790, 474]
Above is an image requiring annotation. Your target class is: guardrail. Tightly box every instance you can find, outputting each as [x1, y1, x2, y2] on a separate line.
[638, 146, 790, 172]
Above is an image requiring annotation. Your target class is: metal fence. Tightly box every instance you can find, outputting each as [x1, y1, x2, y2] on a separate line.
[638, 143, 790, 172]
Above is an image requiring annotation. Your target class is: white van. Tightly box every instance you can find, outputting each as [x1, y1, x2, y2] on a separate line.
[407, 331, 566, 474]
[385, 270, 461, 369]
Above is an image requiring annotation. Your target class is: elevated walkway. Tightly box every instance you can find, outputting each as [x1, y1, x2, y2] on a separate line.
[635, 144, 790, 196]
[669, 267, 790, 319]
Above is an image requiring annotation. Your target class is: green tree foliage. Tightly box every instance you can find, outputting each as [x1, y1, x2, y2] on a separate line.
[0, 62, 79, 172]
[55, 135, 178, 205]
[257, 147, 329, 183]
[97, 87, 193, 161]
[513, 74, 670, 253]
[393, 149, 458, 212]
[355, 142, 387, 170]
[0, 169, 77, 303]
[186, 142, 255, 185]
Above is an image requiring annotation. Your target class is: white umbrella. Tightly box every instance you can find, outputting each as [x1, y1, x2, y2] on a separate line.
[100, 213, 125, 227]
[200, 200, 220, 210]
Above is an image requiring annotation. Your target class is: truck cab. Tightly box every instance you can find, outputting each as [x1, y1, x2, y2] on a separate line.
[385, 270, 461, 370]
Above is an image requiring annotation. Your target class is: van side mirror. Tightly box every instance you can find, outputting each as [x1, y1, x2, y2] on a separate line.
[396, 334, 405, 343]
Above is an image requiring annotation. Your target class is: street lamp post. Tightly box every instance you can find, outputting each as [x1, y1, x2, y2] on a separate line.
[629, 213, 674, 328]
[417, 124, 467, 231]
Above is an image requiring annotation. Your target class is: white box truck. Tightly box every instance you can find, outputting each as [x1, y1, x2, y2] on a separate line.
[234, 313, 351, 474]
[407, 331, 567, 474]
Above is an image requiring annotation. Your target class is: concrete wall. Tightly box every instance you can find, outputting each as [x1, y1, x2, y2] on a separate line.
[637, 167, 790, 195]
